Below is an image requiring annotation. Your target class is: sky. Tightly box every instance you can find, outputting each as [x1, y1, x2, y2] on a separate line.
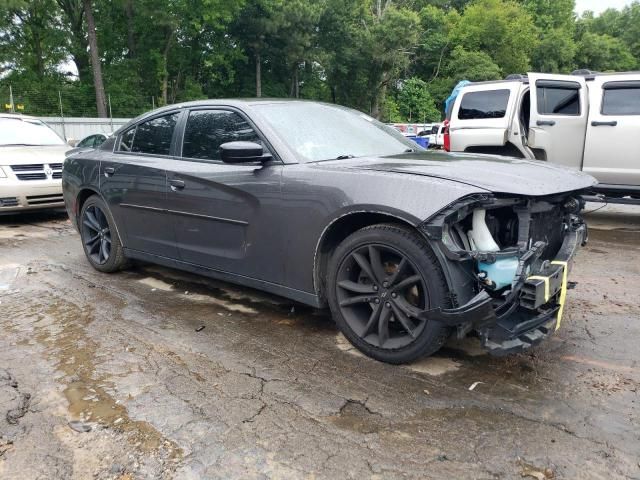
[574, 0, 635, 15]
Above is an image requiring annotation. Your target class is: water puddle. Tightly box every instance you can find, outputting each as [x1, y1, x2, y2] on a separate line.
[29, 296, 181, 459]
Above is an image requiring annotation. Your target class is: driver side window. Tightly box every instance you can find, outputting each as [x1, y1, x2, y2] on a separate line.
[181, 109, 265, 162]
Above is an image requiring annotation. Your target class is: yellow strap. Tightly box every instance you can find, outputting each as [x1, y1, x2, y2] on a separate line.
[527, 275, 550, 302]
[550, 261, 569, 330]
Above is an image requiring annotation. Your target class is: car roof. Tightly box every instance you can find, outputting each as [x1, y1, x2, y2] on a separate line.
[115, 98, 352, 135]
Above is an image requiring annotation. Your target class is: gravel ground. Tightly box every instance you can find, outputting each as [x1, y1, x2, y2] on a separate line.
[0, 207, 638, 480]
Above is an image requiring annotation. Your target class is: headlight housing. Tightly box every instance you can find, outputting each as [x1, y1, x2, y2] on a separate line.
[0, 167, 7, 178]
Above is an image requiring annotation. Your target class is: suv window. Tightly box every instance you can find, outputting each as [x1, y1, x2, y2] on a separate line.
[536, 80, 581, 115]
[458, 90, 510, 120]
[602, 82, 640, 115]
[182, 110, 263, 161]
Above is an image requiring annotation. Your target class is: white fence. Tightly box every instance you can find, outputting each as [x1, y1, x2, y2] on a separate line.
[38, 117, 131, 141]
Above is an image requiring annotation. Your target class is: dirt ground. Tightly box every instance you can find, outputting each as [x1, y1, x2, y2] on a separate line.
[0, 205, 638, 480]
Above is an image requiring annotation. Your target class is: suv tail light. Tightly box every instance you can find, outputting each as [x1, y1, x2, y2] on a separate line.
[443, 119, 450, 152]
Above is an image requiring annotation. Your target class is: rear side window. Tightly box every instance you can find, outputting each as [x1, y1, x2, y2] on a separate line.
[602, 82, 640, 115]
[182, 110, 262, 161]
[536, 80, 581, 115]
[118, 112, 179, 155]
[458, 90, 510, 120]
[131, 113, 179, 155]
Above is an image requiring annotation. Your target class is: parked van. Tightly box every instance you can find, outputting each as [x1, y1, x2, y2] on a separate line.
[446, 71, 640, 200]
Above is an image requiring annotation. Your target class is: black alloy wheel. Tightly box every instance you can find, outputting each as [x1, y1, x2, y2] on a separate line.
[328, 224, 450, 364]
[79, 195, 128, 273]
[82, 204, 112, 265]
[336, 243, 429, 349]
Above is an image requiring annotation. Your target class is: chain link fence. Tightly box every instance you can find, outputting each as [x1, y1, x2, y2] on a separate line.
[0, 83, 160, 119]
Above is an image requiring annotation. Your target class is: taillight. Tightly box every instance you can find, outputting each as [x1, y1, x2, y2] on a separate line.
[443, 120, 450, 152]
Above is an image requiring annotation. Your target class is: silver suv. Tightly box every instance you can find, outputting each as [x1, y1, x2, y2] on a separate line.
[446, 71, 640, 201]
[0, 114, 70, 213]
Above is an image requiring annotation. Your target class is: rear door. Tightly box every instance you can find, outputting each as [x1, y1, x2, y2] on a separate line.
[528, 73, 588, 169]
[449, 82, 521, 152]
[101, 111, 181, 258]
[583, 75, 640, 186]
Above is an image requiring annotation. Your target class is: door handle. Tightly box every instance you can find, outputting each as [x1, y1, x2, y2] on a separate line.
[536, 120, 556, 126]
[591, 120, 618, 127]
[169, 179, 185, 191]
[103, 167, 115, 177]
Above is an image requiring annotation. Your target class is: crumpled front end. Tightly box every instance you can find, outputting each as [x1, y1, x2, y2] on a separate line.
[419, 192, 588, 356]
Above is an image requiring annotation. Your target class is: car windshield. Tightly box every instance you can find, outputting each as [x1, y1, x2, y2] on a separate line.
[0, 117, 65, 146]
[252, 102, 421, 162]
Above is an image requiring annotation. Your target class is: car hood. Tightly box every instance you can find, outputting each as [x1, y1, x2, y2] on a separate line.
[0, 145, 70, 165]
[315, 151, 596, 196]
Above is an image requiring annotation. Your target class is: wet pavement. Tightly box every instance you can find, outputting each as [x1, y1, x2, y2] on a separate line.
[0, 208, 638, 479]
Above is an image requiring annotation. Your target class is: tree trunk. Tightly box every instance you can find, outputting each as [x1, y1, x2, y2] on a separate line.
[371, 82, 387, 120]
[83, 0, 107, 117]
[56, 0, 89, 81]
[294, 67, 299, 98]
[33, 30, 45, 77]
[161, 31, 173, 106]
[125, 0, 136, 58]
[255, 52, 262, 98]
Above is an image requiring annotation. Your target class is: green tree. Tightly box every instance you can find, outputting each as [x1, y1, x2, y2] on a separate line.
[451, 0, 538, 75]
[521, 0, 577, 72]
[0, 0, 66, 78]
[396, 77, 440, 122]
[444, 46, 502, 81]
[575, 31, 636, 71]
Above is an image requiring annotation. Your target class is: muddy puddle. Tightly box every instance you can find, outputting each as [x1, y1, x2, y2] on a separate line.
[22, 293, 181, 461]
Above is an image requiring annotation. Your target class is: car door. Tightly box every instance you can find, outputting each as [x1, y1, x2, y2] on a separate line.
[583, 76, 640, 186]
[164, 108, 284, 283]
[449, 82, 521, 152]
[100, 111, 181, 258]
[527, 73, 588, 169]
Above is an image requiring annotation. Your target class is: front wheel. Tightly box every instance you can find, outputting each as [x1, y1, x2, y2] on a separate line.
[79, 195, 128, 273]
[327, 224, 451, 364]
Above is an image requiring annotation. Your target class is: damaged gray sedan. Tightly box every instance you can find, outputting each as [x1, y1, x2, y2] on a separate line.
[62, 100, 595, 364]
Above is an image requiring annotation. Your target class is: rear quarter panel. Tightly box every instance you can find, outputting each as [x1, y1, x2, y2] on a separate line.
[62, 151, 101, 230]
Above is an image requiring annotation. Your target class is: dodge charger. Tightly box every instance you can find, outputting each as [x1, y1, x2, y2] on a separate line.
[62, 100, 595, 363]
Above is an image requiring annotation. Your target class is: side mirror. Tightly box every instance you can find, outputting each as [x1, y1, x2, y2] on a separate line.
[67, 138, 78, 147]
[220, 141, 270, 164]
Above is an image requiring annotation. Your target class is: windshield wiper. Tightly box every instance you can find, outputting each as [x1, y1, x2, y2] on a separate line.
[335, 154, 355, 159]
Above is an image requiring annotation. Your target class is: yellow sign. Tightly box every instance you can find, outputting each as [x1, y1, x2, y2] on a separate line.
[4, 104, 12, 110]
[16, 104, 24, 110]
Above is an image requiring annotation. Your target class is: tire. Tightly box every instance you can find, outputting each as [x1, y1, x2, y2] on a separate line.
[79, 195, 128, 273]
[327, 223, 451, 364]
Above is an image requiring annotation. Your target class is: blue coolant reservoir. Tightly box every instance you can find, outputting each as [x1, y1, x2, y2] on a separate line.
[478, 256, 519, 290]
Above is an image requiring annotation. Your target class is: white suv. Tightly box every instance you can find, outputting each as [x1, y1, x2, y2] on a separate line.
[446, 71, 640, 201]
[0, 114, 70, 213]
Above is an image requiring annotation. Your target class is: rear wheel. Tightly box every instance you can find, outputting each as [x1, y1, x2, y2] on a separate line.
[80, 195, 128, 273]
[327, 224, 451, 364]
